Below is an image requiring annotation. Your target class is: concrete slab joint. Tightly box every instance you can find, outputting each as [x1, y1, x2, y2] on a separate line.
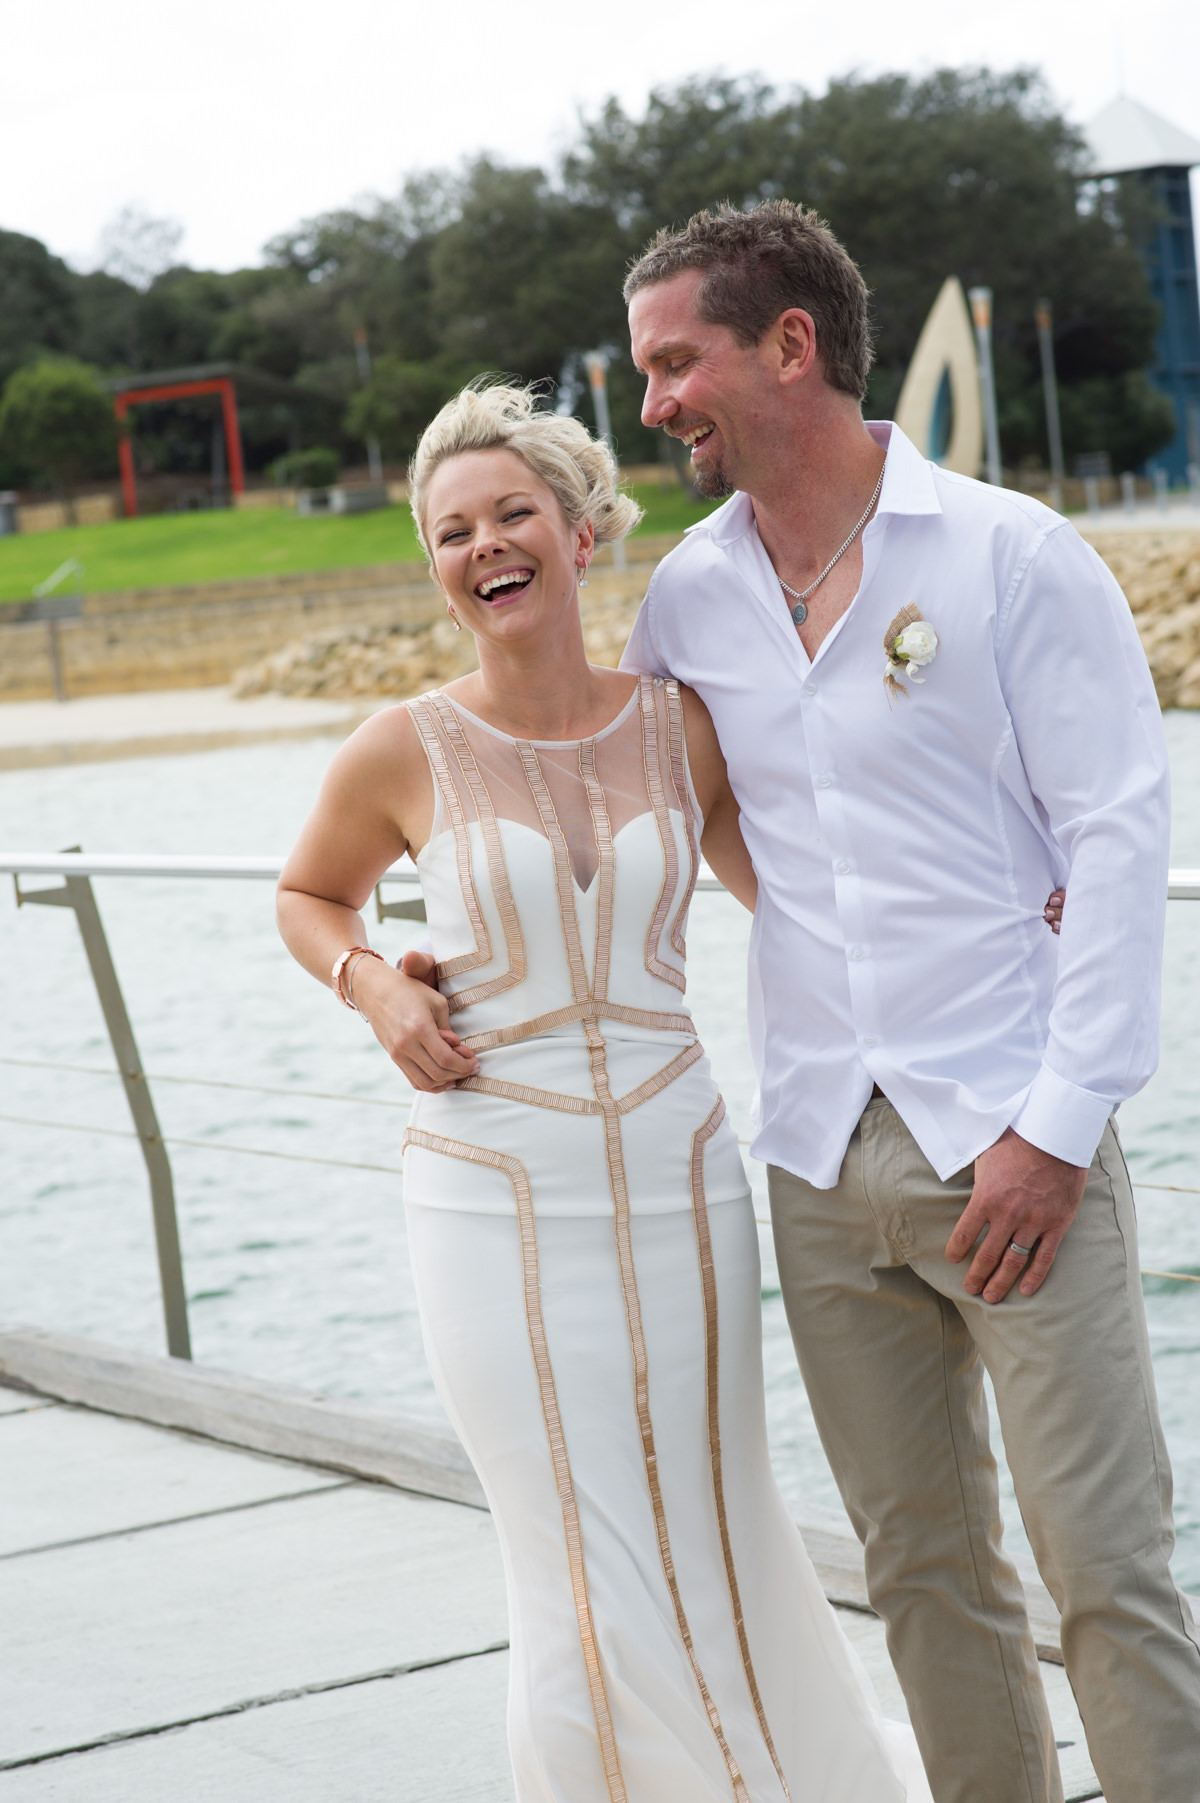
[0, 1329, 1122, 1802]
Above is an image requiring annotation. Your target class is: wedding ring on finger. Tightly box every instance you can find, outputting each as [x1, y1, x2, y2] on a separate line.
[1008, 1240, 1034, 1258]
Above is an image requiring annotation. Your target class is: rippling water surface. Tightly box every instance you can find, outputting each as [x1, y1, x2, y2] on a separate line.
[2, 714, 1198, 1585]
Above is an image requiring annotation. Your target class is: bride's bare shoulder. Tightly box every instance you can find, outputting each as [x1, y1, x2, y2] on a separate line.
[320, 696, 434, 820]
[330, 695, 414, 759]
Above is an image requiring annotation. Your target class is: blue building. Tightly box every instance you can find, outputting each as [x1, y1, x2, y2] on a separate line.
[1085, 96, 1200, 484]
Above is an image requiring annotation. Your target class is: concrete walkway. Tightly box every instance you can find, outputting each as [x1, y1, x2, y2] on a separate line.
[0, 1334, 1107, 1802]
[0, 687, 371, 771]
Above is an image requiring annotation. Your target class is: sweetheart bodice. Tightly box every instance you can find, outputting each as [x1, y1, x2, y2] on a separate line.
[408, 676, 701, 1053]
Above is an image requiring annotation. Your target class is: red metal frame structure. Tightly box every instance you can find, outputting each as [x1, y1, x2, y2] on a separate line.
[113, 376, 246, 518]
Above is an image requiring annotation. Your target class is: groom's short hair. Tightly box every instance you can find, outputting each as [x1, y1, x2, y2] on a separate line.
[624, 200, 873, 401]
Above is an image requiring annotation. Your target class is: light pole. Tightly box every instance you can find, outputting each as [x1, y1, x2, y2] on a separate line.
[1034, 299, 1066, 512]
[584, 350, 625, 569]
[968, 287, 1003, 487]
[354, 327, 384, 487]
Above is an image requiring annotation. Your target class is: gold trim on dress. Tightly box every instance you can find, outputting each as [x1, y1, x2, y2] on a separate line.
[639, 676, 687, 993]
[456, 1039, 703, 1117]
[584, 1024, 752, 1803]
[406, 696, 492, 978]
[420, 692, 528, 1011]
[457, 1073, 602, 1115]
[514, 737, 593, 1005]
[404, 1126, 628, 1803]
[579, 734, 616, 1001]
[459, 998, 694, 1054]
[691, 1101, 791, 1800]
[663, 678, 700, 960]
[614, 1040, 705, 1114]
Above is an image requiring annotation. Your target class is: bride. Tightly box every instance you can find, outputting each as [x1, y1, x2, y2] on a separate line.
[277, 382, 932, 1801]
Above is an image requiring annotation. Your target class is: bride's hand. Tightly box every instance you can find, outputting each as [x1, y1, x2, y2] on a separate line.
[352, 952, 480, 1092]
[1043, 889, 1065, 935]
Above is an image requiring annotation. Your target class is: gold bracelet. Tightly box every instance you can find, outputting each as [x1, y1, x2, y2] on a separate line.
[331, 944, 383, 1012]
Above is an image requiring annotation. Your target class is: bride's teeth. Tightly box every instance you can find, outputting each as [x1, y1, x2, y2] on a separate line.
[480, 570, 531, 597]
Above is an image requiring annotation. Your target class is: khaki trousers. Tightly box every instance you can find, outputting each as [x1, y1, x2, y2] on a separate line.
[769, 1099, 1200, 1803]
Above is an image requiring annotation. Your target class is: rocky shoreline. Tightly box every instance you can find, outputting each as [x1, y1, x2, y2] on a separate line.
[1083, 531, 1200, 710]
[232, 528, 1200, 712]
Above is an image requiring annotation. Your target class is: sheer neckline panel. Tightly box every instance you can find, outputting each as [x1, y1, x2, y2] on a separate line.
[439, 683, 641, 749]
[410, 678, 696, 896]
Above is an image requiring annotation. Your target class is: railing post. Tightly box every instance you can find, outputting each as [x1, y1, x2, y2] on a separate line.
[14, 866, 191, 1359]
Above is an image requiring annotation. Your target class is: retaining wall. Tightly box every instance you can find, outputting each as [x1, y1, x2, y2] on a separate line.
[0, 539, 678, 703]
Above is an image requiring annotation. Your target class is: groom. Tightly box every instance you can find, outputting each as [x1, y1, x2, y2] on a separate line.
[619, 201, 1200, 1803]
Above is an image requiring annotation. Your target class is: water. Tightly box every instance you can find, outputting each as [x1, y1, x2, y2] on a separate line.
[1, 718, 1198, 1586]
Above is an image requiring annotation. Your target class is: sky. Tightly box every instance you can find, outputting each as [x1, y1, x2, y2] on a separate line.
[2, 0, 1198, 274]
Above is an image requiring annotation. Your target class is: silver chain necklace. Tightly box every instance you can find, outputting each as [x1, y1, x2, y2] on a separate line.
[777, 464, 886, 625]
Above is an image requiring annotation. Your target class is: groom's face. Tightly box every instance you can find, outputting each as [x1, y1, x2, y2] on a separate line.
[629, 271, 774, 499]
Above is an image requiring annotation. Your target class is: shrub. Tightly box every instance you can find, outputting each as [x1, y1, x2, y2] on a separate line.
[0, 358, 119, 505]
[270, 445, 341, 489]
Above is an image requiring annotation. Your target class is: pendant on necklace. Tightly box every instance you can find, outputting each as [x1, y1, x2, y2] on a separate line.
[790, 600, 808, 626]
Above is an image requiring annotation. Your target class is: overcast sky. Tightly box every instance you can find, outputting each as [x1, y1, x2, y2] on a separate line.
[2, 0, 1197, 273]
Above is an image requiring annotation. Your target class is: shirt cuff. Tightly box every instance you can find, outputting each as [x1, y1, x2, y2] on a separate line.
[1010, 1065, 1112, 1168]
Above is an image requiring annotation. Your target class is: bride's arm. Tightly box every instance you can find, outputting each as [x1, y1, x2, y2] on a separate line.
[276, 707, 479, 1093]
[678, 687, 757, 913]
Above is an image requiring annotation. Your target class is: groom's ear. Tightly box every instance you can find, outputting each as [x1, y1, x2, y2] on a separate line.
[773, 309, 819, 387]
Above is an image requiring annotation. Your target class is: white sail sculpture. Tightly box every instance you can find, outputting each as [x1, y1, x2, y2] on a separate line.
[894, 276, 984, 477]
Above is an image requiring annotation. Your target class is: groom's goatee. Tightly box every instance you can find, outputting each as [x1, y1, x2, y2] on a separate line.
[693, 467, 734, 500]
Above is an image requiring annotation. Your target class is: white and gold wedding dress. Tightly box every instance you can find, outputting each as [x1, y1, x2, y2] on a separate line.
[401, 675, 930, 1802]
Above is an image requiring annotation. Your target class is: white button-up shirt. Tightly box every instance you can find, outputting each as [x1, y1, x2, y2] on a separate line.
[621, 423, 1169, 1187]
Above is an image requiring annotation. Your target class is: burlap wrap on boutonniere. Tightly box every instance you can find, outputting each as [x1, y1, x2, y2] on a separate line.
[883, 604, 939, 702]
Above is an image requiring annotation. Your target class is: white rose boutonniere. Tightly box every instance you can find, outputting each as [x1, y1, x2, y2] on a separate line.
[883, 604, 939, 700]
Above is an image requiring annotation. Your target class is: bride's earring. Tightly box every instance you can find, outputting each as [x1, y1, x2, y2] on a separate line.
[447, 605, 462, 632]
[577, 565, 589, 590]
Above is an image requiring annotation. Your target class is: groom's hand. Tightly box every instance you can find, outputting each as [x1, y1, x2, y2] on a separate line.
[946, 1128, 1088, 1303]
[399, 948, 440, 989]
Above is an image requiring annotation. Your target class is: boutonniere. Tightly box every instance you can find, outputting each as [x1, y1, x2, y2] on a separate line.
[883, 604, 939, 701]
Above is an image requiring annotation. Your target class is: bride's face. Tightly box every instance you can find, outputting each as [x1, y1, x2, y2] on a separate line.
[426, 448, 592, 645]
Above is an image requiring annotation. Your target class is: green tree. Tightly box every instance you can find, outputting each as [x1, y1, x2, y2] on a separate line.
[782, 70, 1162, 464]
[0, 359, 120, 512]
[429, 160, 627, 378]
[562, 75, 788, 240]
[71, 268, 142, 370]
[135, 266, 235, 369]
[0, 68, 1173, 481]
[1056, 370, 1177, 474]
[561, 69, 1170, 469]
[261, 176, 455, 394]
[0, 231, 77, 389]
[345, 354, 477, 461]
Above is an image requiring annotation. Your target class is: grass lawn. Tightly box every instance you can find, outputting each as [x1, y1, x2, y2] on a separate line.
[0, 484, 718, 603]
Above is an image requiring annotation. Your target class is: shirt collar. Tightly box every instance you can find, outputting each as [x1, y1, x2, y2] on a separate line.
[681, 419, 943, 548]
[868, 421, 942, 519]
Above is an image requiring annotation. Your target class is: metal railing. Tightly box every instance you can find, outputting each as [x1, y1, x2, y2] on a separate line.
[4, 850, 1198, 899]
[3, 850, 1199, 1360]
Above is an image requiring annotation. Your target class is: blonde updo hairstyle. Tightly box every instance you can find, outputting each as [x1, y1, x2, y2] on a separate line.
[409, 381, 643, 561]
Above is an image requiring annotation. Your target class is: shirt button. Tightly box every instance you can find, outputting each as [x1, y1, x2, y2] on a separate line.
[803, 681, 817, 696]
[815, 774, 832, 789]
[862, 1034, 878, 1049]
[835, 860, 851, 875]
[850, 946, 866, 961]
